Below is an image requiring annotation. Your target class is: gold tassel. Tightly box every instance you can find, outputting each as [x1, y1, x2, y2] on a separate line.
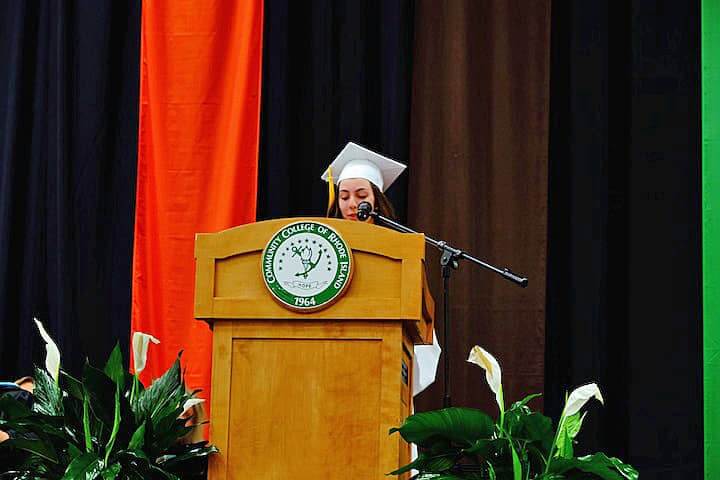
[326, 167, 336, 217]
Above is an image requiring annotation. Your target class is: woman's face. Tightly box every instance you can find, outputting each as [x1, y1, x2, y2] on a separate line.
[338, 178, 375, 221]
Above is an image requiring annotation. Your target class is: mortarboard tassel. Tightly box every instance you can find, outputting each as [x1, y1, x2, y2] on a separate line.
[326, 166, 335, 217]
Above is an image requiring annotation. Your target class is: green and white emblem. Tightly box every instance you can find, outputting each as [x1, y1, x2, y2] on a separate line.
[261, 221, 353, 311]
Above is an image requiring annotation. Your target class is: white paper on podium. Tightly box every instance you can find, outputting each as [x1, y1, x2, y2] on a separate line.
[412, 329, 441, 396]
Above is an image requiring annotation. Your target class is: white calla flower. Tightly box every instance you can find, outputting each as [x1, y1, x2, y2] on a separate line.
[34, 318, 61, 382]
[132, 332, 160, 375]
[563, 383, 604, 417]
[182, 398, 205, 415]
[467, 345, 504, 412]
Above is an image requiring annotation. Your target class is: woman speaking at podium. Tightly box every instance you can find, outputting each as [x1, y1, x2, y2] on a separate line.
[320, 142, 441, 399]
[321, 142, 403, 221]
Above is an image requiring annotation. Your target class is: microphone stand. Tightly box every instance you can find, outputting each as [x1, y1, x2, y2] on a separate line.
[358, 205, 527, 408]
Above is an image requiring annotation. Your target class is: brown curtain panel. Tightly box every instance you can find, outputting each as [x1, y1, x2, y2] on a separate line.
[409, 0, 551, 412]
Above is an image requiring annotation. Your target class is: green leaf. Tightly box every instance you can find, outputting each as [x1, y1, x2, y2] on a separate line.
[554, 430, 571, 459]
[148, 416, 192, 456]
[487, 461, 497, 480]
[68, 443, 83, 459]
[510, 393, 543, 411]
[61, 451, 102, 480]
[159, 442, 219, 470]
[101, 463, 121, 480]
[464, 437, 520, 463]
[519, 413, 553, 441]
[1, 413, 69, 443]
[389, 407, 495, 447]
[82, 362, 118, 430]
[114, 450, 153, 479]
[605, 456, 641, 479]
[83, 390, 93, 452]
[60, 394, 85, 440]
[415, 474, 466, 480]
[388, 452, 455, 476]
[549, 453, 639, 480]
[554, 412, 584, 459]
[148, 464, 181, 480]
[134, 357, 185, 426]
[32, 367, 64, 416]
[104, 344, 125, 388]
[104, 385, 122, 464]
[131, 356, 202, 458]
[115, 449, 149, 462]
[566, 412, 585, 438]
[515, 412, 554, 456]
[80, 360, 135, 454]
[504, 393, 542, 435]
[127, 372, 144, 408]
[3, 437, 59, 463]
[388, 452, 430, 475]
[128, 422, 146, 450]
[62, 371, 85, 400]
[463, 438, 497, 456]
[510, 443, 522, 480]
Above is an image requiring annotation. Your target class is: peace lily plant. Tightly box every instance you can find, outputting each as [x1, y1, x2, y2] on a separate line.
[130, 331, 160, 404]
[389, 345, 638, 480]
[0, 321, 217, 479]
[34, 318, 61, 384]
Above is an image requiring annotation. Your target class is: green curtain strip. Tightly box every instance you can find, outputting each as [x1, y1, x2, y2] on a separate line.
[703, 0, 720, 477]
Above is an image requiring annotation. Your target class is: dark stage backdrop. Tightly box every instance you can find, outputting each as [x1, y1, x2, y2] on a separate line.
[257, 0, 415, 222]
[409, 0, 551, 414]
[258, 0, 552, 417]
[0, 1, 140, 378]
[546, 1, 702, 478]
[0, 1, 705, 477]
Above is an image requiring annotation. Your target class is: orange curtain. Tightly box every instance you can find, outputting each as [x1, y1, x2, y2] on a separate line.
[131, 0, 263, 413]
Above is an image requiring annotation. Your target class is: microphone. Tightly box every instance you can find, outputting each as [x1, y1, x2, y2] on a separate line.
[357, 201, 373, 221]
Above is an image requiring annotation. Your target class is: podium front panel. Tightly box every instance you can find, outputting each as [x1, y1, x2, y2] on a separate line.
[209, 320, 410, 479]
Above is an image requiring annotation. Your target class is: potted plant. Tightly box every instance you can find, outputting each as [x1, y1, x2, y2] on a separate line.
[0, 321, 217, 479]
[389, 346, 638, 480]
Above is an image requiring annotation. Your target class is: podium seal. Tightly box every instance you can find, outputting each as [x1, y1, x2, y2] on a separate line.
[261, 221, 354, 312]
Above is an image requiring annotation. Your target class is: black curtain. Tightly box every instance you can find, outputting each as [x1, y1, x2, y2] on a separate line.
[0, 1, 141, 378]
[257, 0, 414, 222]
[546, 1, 701, 478]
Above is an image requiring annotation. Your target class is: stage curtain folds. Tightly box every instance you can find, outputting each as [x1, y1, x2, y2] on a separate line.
[132, 0, 264, 409]
[546, 1, 701, 477]
[409, 0, 551, 413]
[0, 1, 141, 377]
[257, 0, 415, 222]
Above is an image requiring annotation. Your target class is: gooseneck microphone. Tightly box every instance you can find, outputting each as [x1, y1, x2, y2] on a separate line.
[357, 201, 373, 221]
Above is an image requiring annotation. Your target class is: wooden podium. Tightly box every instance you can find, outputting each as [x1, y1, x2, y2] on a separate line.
[194, 218, 435, 479]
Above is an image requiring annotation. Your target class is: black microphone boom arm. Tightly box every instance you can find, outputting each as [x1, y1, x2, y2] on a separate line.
[357, 204, 527, 287]
[355, 200, 528, 408]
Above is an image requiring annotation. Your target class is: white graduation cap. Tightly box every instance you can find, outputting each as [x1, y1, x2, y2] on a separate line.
[321, 142, 406, 192]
